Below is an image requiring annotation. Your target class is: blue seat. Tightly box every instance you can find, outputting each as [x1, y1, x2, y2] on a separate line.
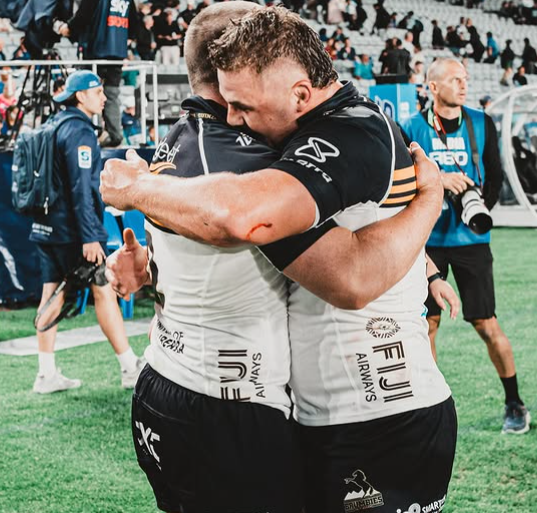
[76, 288, 90, 314]
[122, 209, 146, 246]
[103, 210, 123, 252]
[103, 210, 135, 319]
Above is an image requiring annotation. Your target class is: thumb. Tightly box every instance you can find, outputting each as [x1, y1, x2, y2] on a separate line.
[126, 148, 143, 163]
[409, 141, 425, 161]
[123, 228, 139, 249]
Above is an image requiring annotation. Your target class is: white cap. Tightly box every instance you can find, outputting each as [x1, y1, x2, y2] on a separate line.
[124, 96, 136, 109]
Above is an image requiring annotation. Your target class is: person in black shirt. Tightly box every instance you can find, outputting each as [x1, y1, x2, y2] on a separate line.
[522, 37, 537, 74]
[500, 39, 516, 86]
[180, 1, 197, 25]
[431, 19, 445, 49]
[371, 1, 390, 36]
[136, 14, 156, 61]
[513, 65, 528, 86]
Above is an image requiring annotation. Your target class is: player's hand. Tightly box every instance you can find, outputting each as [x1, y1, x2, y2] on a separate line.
[105, 228, 149, 299]
[83, 241, 106, 266]
[441, 172, 474, 195]
[429, 278, 460, 320]
[100, 149, 149, 210]
[410, 141, 443, 209]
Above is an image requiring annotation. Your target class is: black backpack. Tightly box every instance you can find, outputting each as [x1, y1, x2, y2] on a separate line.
[11, 113, 78, 216]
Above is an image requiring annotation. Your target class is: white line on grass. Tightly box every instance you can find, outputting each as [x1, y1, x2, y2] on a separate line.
[0, 318, 152, 356]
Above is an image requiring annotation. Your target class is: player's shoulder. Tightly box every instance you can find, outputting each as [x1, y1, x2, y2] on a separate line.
[293, 98, 393, 153]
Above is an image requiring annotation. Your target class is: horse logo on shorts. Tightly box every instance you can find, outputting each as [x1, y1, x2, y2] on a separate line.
[343, 469, 384, 512]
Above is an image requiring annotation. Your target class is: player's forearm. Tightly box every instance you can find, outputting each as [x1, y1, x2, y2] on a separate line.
[285, 183, 442, 310]
[347, 184, 442, 306]
[130, 170, 316, 246]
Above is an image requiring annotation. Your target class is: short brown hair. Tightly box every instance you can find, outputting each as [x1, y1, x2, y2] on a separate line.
[208, 6, 338, 89]
[184, 2, 260, 93]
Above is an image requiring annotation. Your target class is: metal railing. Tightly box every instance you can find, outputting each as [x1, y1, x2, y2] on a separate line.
[0, 58, 160, 146]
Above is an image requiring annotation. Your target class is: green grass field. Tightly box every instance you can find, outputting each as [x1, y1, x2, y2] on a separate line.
[1, 229, 536, 513]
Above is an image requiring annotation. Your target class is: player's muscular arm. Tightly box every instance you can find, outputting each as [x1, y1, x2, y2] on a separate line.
[283, 143, 444, 309]
[100, 150, 317, 247]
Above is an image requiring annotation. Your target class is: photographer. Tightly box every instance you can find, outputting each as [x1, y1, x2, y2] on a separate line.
[31, 70, 143, 394]
[401, 57, 530, 435]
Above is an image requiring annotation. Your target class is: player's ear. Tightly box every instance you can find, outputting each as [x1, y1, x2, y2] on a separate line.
[293, 81, 312, 112]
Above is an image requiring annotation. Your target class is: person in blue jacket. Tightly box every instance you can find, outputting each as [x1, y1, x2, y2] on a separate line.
[58, 0, 139, 147]
[401, 57, 530, 435]
[30, 70, 144, 394]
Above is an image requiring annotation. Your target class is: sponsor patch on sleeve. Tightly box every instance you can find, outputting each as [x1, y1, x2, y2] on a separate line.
[78, 146, 92, 169]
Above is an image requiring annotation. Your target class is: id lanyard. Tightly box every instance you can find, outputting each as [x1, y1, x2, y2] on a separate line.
[430, 107, 484, 190]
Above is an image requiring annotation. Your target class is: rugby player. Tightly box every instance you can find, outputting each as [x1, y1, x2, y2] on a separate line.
[101, 5, 457, 513]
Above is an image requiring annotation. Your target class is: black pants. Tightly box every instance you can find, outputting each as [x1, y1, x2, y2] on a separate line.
[97, 64, 123, 145]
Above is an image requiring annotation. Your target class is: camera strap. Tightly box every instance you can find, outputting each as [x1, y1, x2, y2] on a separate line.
[430, 107, 484, 189]
[461, 107, 484, 189]
[34, 278, 84, 332]
[34, 260, 99, 332]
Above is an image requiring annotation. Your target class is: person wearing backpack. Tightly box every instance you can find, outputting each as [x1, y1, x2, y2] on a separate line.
[29, 70, 144, 394]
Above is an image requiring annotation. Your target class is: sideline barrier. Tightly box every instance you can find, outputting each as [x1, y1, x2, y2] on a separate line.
[0, 148, 155, 303]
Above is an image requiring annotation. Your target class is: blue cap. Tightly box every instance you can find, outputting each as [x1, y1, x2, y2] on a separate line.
[53, 70, 102, 103]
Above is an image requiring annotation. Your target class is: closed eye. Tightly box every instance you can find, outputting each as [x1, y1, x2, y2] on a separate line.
[230, 101, 253, 113]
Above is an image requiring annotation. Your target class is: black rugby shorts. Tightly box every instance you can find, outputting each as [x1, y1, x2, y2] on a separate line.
[299, 397, 457, 513]
[131, 365, 303, 513]
[425, 244, 495, 321]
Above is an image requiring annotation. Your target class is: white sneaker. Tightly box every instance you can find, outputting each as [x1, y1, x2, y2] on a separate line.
[121, 357, 146, 389]
[33, 369, 82, 394]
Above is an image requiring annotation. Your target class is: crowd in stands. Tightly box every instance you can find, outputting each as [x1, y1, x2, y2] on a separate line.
[0, 0, 536, 146]
[495, 1, 537, 24]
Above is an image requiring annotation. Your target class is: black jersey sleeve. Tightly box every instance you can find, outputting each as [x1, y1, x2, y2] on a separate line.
[482, 114, 503, 210]
[259, 219, 338, 271]
[270, 110, 394, 225]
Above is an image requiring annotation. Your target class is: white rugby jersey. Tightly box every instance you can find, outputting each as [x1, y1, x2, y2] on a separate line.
[288, 205, 451, 426]
[145, 226, 292, 416]
[144, 97, 292, 417]
[260, 83, 451, 425]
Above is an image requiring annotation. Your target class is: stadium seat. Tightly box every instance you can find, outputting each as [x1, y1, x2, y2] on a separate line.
[76, 288, 90, 315]
[103, 210, 135, 319]
[103, 210, 123, 252]
[122, 210, 147, 246]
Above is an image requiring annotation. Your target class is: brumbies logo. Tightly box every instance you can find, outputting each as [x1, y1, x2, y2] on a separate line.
[294, 137, 340, 163]
[343, 469, 384, 511]
[366, 317, 400, 339]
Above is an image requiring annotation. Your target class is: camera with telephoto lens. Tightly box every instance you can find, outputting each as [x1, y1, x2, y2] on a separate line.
[446, 185, 493, 235]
